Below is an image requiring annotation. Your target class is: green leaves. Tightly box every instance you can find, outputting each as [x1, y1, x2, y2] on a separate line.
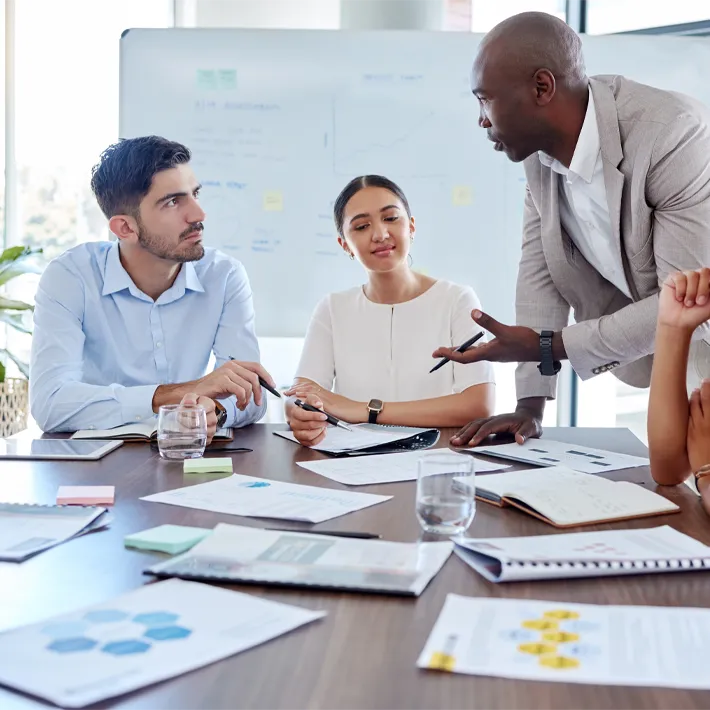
[0, 349, 29, 379]
[0, 246, 43, 288]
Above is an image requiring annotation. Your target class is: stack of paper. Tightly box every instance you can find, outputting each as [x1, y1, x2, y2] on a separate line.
[141, 474, 391, 523]
[297, 449, 509, 486]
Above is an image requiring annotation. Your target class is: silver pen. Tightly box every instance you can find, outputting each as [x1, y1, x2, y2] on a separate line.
[293, 398, 353, 431]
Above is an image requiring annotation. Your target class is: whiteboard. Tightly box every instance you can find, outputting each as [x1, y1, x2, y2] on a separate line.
[120, 29, 710, 336]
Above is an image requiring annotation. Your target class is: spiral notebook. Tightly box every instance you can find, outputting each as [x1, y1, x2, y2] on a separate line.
[274, 423, 439, 456]
[454, 526, 710, 583]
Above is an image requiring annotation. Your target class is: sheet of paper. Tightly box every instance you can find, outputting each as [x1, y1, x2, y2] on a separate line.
[275, 424, 429, 453]
[297, 449, 509, 486]
[141, 474, 391, 523]
[475, 439, 648, 473]
[0, 579, 324, 707]
[476, 467, 677, 526]
[0, 504, 107, 562]
[150, 523, 452, 596]
[418, 594, 710, 689]
[457, 525, 710, 564]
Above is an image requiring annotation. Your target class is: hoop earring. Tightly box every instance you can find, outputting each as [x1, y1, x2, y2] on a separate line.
[349, 253, 354, 260]
[408, 253, 413, 267]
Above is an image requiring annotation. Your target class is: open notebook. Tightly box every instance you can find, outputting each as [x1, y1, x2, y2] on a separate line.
[275, 423, 439, 456]
[474, 466, 679, 528]
[72, 418, 232, 442]
[455, 525, 710, 583]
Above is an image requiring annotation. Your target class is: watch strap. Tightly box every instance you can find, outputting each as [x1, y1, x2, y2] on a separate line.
[537, 330, 561, 377]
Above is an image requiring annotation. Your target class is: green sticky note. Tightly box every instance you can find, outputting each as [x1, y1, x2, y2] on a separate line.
[183, 457, 233, 474]
[196, 69, 218, 90]
[218, 69, 237, 90]
[124, 525, 211, 555]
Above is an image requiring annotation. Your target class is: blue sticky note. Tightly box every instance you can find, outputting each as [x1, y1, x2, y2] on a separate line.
[124, 525, 211, 555]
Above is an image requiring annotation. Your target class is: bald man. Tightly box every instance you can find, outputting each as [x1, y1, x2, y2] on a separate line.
[433, 11, 710, 447]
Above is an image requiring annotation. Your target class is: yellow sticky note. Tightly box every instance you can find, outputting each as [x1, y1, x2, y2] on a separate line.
[452, 185, 472, 206]
[427, 651, 456, 671]
[263, 191, 283, 212]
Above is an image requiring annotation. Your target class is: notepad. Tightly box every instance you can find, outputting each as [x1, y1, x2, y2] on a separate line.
[474, 466, 679, 528]
[57, 486, 115, 506]
[183, 457, 233, 474]
[455, 526, 710, 583]
[124, 524, 211, 555]
[71, 418, 233, 442]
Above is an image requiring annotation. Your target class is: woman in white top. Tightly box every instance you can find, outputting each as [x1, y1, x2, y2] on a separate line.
[284, 175, 495, 446]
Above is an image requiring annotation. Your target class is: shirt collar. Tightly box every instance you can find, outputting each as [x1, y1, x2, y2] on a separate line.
[538, 85, 600, 184]
[101, 242, 205, 299]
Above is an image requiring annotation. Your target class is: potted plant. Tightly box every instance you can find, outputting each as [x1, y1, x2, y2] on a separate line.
[0, 246, 42, 436]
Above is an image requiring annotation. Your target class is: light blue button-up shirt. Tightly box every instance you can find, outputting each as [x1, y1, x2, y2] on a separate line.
[30, 241, 266, 432]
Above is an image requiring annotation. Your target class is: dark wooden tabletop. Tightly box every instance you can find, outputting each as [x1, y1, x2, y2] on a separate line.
[1, 425, 708, 710]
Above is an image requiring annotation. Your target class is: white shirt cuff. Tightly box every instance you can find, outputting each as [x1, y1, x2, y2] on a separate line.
[117, 384, 158, 424]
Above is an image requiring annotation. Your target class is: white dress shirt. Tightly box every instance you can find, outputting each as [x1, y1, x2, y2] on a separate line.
[30, 242, 266, 432]
[539, 87, 631, 298]
[295, 280, 495, 402]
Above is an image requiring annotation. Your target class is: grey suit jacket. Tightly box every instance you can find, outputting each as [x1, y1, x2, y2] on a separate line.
[517, 75, 710, 400]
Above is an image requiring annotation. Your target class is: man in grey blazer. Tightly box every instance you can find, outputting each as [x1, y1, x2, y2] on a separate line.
[434, 11, 710, 447]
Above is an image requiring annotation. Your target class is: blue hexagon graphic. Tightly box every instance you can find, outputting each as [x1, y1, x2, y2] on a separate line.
[84, 609, 129, 623]
[144, 625, 192, 641]
[48, 637, 98, 653]
[41, 621, 90, 638]
[133, 611, 179, 627]
[102, 639, 151, 656]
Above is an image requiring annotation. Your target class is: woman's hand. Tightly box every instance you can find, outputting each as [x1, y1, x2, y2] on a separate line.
[284, 382, 367, 424]
[688, 380, 710, 474]
[285, 393, 328, 447]
[659, 268, 710, 331]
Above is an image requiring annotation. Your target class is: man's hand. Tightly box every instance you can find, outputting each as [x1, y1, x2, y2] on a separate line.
[450, 398, 544, 447]
[688, 380, 710, 474]
[432, 310, 549, 364]
[179, 392, 218, 445]
[658, 269, 710, 332]
[153, 361, 276, 413]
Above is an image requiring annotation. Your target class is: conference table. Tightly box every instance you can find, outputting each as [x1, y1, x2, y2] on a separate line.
[1, 425, 709, 709]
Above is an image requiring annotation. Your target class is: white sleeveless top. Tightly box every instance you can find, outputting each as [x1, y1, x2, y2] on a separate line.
[295, 280, 495, 402]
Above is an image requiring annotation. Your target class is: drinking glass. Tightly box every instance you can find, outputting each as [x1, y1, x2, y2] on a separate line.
[157, 404, 207, 460]
[416, 453, 475, 536]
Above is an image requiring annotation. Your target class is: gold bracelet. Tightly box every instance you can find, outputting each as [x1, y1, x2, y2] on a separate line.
[694, 464, 710, 481]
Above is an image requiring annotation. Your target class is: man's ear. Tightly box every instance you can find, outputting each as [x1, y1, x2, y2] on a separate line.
[108, 214, 139, 243]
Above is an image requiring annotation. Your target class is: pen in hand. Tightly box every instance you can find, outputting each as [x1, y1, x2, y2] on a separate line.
[293, 398, 353, 431]
[429, 332, 485, 373]
[228, 356, 281, 398]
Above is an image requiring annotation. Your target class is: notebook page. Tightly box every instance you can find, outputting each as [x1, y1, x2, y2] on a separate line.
[275, 424, 425, 453]
[477, 467, 677, 526]
[72, 418, 157, 440]
[458, 525, 709, 564]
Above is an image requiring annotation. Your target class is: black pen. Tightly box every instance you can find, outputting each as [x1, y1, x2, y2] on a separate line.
[429, 332, 485, 373]
[264, 527, 380, 539]
[293, 398, 353, 431]
[228, 356, 281, 398]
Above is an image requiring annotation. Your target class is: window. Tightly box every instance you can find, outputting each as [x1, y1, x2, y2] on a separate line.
[14, 0, 174, 259]
[471, 0, 566, 32]
[586, 0, 710, 34]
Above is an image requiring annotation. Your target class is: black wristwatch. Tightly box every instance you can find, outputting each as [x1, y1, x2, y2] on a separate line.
[214, 401, 228, 429]
[367, 399, 384, 424]
[537, 330, 562, 377]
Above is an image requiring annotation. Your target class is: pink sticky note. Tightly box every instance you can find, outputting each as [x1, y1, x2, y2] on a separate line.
[57, 486, 115, 506]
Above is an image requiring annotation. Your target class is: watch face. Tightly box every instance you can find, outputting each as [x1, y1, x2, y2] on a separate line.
[368, 399, 384, 412]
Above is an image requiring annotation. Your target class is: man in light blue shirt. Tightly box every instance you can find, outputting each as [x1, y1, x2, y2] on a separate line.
[30, 135, 275, 434]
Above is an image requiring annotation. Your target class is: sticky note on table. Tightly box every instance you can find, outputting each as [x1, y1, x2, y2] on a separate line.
[124, 524, 211, 555]
[183, 457, 233, 474]
[57, 486, 115, 506]
[452, 185, 473, 206]
[263, 191, 283, 212]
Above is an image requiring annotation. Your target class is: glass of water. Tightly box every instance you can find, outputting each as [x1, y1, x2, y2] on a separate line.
[416, 453, 475, 536]
[157, 404, 207, 460]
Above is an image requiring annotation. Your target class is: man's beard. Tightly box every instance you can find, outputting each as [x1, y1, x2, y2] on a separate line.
[136, 219, 205, 263]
